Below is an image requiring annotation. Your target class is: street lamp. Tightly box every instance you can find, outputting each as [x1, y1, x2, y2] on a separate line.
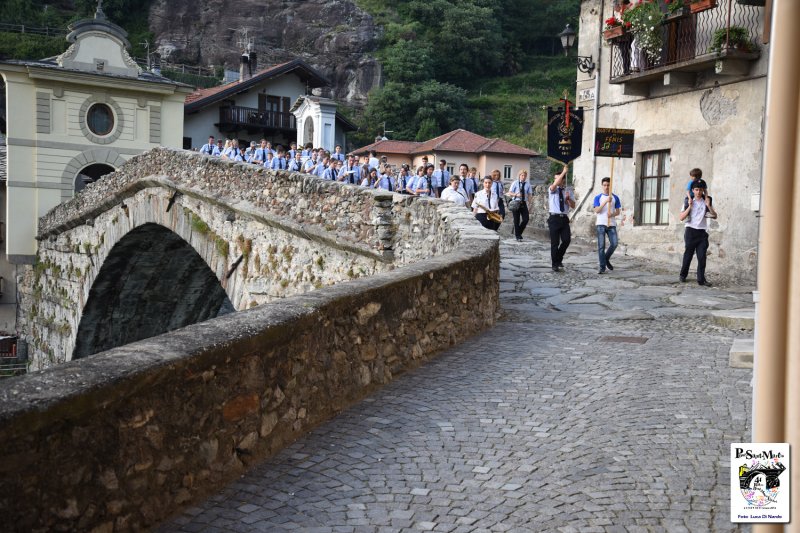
[559, 24, 595, 76]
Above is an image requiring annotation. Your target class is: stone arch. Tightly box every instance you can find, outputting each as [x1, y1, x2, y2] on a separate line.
[72, 222, 234, 359]
[61, 148, 126, 199]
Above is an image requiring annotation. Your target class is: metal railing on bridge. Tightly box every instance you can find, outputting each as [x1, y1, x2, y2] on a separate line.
[608, 0, 762, 81]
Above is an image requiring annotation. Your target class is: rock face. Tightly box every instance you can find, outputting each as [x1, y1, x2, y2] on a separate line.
[148, 0, 382, 105]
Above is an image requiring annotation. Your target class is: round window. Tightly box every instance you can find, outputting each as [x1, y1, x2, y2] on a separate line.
[87, 103, 115, 136]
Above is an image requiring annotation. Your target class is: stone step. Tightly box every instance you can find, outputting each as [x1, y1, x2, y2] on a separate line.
[729, 338, 754, 369]
[711, 308, 755, 330]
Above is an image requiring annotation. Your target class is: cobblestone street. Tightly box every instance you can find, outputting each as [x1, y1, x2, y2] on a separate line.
[159, 234, 755, 532]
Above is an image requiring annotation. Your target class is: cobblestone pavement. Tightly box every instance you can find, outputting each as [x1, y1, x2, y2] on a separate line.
[159, 235, 755, 532]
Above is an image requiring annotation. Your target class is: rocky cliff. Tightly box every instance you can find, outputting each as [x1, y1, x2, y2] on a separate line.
[148, 0, 382, 105]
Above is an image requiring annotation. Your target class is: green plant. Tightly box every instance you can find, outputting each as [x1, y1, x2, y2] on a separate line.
[665, 0, 686, 14]
[622, 0, 664, 63]
[710, 26, 753, 52]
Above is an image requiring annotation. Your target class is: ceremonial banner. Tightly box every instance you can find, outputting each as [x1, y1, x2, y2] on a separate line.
[595, 128, 635, 158]
[547, 103, 584, 164]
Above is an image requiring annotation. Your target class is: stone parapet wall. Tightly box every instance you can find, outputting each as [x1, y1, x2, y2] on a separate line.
[38, 148, 461, 261]
[0, 231, 499, 532]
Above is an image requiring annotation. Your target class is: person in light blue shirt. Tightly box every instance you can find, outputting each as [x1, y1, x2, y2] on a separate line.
[508, 169, 532, 241]
[200, 136, 217, 156]
[271, 149, 287, 170]
[341, 155, 361, 184]
[263, 150, 276, 169]
[288, 142, 298, 159]
[323, 159, 342, 181]
[433, 159, 449, 198]
[245, 141, 258, 162]
[331, 145, 346, 162]
[374, 164, 396, 191]
[303, 152, 318, 173]
[314, 156, 330, 177]
[288, 151, 304, 172]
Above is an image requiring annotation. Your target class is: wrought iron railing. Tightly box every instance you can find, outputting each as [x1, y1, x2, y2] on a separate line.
[219, 106, 296, 131]
[609, 0, 762, 80]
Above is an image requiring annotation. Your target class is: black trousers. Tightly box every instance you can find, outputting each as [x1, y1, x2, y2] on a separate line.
[548, 214, 571, 266]
[512, 203, 529, 238]
[476, 213, 501, 231]
[680, 227, 709, 282]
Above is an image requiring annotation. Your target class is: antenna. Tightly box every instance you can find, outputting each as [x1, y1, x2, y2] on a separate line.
[382, 122, 393, 140]
[231, 27, 254, 53]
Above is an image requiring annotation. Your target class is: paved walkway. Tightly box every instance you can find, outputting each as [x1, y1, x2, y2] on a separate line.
[159, 235, 754, 532]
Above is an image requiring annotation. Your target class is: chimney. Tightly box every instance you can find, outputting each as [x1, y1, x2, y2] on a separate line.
[239, 52, 250, 81]
[248, 51, 257, 77]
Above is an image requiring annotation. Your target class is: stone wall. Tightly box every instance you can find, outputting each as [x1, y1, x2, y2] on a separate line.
[0, 227, 499, 532]
[23, 149, 466, 368]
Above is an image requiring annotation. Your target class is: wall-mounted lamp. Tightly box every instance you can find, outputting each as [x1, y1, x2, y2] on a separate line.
[559, 24, 595, 76]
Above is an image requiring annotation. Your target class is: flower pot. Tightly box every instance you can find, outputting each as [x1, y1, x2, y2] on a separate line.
[664, 7, 691, 21]
[689, 0, 717, 13]
[603, 26, 626, 40]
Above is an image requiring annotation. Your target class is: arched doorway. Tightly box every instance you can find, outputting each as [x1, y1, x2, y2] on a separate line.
[303, 116, 315, 147]
[75, 163, 115, 193]
[72, 223, 235, 359]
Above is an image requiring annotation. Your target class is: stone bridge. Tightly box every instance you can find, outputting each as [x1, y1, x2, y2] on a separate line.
[0, 149, 499, 532]
[20, 148, 478, 368]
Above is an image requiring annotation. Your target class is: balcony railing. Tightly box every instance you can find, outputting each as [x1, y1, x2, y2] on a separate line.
[609, 0, 762, 81]
[218, 105, 296, 132]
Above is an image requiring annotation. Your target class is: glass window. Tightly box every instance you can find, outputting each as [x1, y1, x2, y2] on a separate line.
[638, 150, 670, 225]
[503, 165, 512, 180]
[87, 103, 114, 136]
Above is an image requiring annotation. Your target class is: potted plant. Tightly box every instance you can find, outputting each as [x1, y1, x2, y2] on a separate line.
[689, 0, 717, 13]
[709, 26, 756, 53]
[603, 16, 629, 40]
[622, 0, 664, 64]
[664, 0, 690, 20]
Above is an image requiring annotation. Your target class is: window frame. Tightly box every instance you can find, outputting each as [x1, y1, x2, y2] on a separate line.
[503, 165, 512, 180]
[637, 150, 671, 226]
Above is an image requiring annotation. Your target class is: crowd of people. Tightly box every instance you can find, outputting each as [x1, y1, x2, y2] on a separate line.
[197, 134, 538, 237]
[199, 135, 719, 285]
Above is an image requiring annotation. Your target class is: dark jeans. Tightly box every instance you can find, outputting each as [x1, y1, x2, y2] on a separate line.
[596, 225, 618, 271]
[680, 227, 709, 282]
[476, 213, 500, 231]
[498, 198, 506, 219]
[512, 203, 529, 238]
[547, 214, 571, 266]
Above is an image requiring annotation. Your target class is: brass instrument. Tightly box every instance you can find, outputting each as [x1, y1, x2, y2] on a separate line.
[474, 202, 503, 224]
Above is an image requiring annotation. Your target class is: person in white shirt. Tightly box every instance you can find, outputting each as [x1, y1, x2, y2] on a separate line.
[441, 175, 467, 206]
[472, 176, 501, 230]
[679, 178, 717, 286]
[593, 177, 622, 274]
[548, 164, 573, 271]
[368, 150, 380, 170]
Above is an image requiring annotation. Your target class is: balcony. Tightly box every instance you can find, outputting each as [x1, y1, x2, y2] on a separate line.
[217, 105, 296, 135]
[608, 1, 763, 93]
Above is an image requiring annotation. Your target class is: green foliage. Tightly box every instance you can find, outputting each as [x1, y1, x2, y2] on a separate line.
[710, 26, 754, 53]
[0, 0, 156, 60]
[190, 214, 210, 235]
[354, 0, 581, 149]
[0, 32, 68, 60]
[622, 0, 664, 62]
[160, 69, 220, 89]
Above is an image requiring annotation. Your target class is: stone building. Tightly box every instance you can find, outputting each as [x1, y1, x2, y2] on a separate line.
[572, 0, 769, 281]
[351, 129, 539, 180]
[183, 56, 356, 153]
[0, 5, 191, 333]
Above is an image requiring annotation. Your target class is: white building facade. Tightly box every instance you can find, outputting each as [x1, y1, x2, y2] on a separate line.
[572, 0, 768, 282]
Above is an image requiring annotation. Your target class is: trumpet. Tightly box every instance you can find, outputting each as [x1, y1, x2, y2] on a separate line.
[474, 202, 503, 224]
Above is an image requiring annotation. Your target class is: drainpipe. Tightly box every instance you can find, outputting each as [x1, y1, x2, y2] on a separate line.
[573, 0, 604, 218]
[752, 0, 799, 530]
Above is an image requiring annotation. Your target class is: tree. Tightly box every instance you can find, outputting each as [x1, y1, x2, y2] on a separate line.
[381, 39, 433, 85]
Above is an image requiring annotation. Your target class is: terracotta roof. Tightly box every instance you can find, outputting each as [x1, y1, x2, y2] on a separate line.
[184, 59, 328, 112]
[477, 137, 538, 156]
[350, 129, 539, 157]
[350, 139, 420, 156]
